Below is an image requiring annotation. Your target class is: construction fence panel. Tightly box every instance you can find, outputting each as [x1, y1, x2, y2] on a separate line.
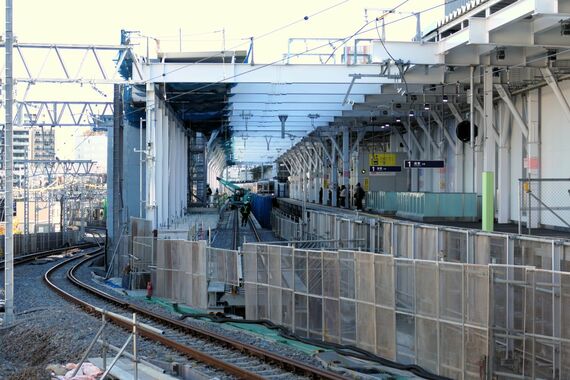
[206, 247, 239, 286]
[154, 239, 207, 309]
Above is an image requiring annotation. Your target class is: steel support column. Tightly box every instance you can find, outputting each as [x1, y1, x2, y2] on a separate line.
[498, 102, 512, 223]
[154, 100, 163, 227]
[527, 89, 541, 228]
[482, 67, 495, 230]
[3, 0, 14, 325]
[145, 84, 157, 228]
[541, 67, 570, 123]
[342, 125, 350, 208]
[447, 104, 465, 191]
[161, 108, 169, 227]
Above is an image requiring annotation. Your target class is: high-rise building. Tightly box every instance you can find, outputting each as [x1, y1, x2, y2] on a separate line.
[29, 126, 56, 161]
[0, 124, 56, 188]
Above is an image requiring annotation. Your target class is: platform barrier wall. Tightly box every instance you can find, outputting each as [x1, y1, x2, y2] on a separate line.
[366, 191, 478, 220]
[0, 231, 79, 258]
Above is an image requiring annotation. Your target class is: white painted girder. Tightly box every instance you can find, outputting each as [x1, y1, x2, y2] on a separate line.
[229, 82, 382, 95]
[229, 93, 365, 104]
[142, 62, 442, 84]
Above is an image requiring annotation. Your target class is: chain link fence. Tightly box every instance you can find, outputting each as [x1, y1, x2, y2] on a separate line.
[519, 178, 570, 234]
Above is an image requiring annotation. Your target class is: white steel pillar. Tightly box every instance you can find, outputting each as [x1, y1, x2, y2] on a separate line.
[498, 102, 512, 223]
[342, 126, 350, 207]
[168, 119, 175, 220]
[145, 84, 157, 228]
[3, 0, 14, 326]
[527, 89, 541, 228]
[448, 103, 464, 192]
[483, 67, 496, 173]
[155, 100, 164, 227]
[177, 125, 183, 215]
[183, 131, 188, 213]
[161, 108, 169, 227]
[331, 137, 339, 207]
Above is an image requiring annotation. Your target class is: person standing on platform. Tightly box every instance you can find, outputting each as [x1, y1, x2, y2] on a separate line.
[319, 187, 323, 204]
[206, 185, 213, 207]
[213, 189, 220, 208]
[354, 182, 365, 211]
[339, 185, 347, 208]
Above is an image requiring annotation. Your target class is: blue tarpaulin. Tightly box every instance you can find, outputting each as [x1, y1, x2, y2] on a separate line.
[250, 194, 273, 228]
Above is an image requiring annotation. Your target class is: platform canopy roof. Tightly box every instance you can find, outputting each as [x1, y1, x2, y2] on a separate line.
[136, 0, 570, 163]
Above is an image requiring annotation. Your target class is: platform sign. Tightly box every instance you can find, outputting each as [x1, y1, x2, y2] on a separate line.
[369, 165, 402, 174]
[404, 160, 445, 168]
[369, 153, 396, 167]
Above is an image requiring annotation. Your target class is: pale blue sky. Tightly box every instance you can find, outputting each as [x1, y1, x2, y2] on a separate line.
[5, 0, 447, 160]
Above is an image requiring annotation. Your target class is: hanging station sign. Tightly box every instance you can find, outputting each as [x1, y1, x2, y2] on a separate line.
[404, 160, 445, 168]
[369, 153, 401, 175]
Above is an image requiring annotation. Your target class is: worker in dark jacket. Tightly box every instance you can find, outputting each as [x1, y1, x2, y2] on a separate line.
[240, 203, 251, 226]
[354, 182, 365, 211]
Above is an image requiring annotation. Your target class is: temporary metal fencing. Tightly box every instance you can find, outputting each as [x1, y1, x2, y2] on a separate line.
[519, 178, 570, 234]
[153, 239, 207, 309]
[0, 231, 79, 258]
[271, 209, 301, 240]
[206, 247, 240, 287]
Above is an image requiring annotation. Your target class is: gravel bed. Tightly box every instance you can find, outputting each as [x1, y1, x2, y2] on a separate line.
[76, 258, 324, 371]
[27, 251, 314, 379]
[0, 249, 225, 380]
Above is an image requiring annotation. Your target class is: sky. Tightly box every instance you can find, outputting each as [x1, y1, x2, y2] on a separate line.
[3, 0, 447, 162]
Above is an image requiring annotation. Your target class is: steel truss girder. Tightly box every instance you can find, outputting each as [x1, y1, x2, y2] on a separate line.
[14, 159, 96, 178]
[1, 42, 142, 84]
[14, 101, 114, 127]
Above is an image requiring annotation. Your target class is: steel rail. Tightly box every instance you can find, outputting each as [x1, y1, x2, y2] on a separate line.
[61, 251, 346, 380]
[0, 242, 96, 270]
[44, 251, 268, 380]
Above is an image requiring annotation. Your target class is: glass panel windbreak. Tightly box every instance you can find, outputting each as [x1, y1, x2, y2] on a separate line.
[308, 296, 323, 340]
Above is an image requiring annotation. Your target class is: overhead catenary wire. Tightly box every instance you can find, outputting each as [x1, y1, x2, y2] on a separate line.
[122, 0, 461, 122]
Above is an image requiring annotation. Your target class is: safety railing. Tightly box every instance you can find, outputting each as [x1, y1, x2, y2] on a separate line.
[366, 191, 478, 220]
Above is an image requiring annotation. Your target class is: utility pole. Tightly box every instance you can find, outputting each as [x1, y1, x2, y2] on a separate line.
[3, 0, 15, 326]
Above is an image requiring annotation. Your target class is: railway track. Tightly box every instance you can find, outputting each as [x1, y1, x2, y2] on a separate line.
[44, 248, 346, 380]
[0, 242, 96, 270]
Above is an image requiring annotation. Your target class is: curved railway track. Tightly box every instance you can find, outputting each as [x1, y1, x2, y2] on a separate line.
[44, 248, 346, 380]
